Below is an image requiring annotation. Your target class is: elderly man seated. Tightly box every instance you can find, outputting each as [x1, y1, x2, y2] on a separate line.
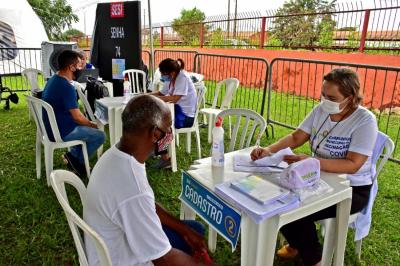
[84, 95, 215, 266]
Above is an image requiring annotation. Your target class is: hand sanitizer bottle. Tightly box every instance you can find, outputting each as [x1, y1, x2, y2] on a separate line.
[123, 77, 130, 100]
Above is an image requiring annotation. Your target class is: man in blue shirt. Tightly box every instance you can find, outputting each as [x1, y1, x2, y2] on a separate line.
[42, 50, 105, 177]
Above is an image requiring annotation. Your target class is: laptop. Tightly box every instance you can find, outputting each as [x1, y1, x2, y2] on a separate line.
[77, 69, 100, 83]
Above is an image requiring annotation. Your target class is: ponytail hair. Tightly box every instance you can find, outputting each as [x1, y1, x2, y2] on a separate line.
[176, 58, 185, 70]
[159, 58, 185, 74]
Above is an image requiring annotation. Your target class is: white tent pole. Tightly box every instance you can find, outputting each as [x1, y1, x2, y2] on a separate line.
[147, 0, 155, 79]
[84, 10, 87, 35]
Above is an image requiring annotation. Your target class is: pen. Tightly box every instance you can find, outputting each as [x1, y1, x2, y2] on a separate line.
[236, 164, 285, 169]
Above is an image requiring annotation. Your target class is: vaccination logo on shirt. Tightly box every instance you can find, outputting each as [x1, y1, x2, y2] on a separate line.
[311, 127, 352, 158]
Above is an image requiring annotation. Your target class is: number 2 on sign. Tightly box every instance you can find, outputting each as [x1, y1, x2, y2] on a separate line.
[225, 216, 237, 238]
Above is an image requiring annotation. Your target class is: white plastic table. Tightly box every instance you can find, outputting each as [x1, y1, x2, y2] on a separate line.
[94, 96, 177, 172]
[94, 96, 126, 146]
[181, 148, 353, 266]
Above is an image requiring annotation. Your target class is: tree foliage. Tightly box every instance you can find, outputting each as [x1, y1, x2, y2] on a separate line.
[28, 0, 78, 40]
[172, 8, 206, 45]
[60, 28, 85, 41]
[271, 0, 336, 48]
[209, 28, 225, 47]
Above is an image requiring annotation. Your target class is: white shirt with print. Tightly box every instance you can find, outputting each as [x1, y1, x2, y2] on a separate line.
[299, 104, 378, 186]
[84, 146, 171, 266]
[160, 70, 197, 117]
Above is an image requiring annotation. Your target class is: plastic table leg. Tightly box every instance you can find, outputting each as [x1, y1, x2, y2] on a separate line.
[108, 107, 116, 146]
[255, 216, 280, 266]
[241, 215, 259, 266]
[333, 197, 352, 266]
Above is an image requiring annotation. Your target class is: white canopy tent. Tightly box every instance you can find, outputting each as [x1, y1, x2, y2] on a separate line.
[0, 0, 48, 74]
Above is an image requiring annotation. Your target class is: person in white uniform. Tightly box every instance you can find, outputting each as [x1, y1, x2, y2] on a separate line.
[150, 58, 198, 169]
[251, 68, 378, 266]
[84, 95, 214, 266]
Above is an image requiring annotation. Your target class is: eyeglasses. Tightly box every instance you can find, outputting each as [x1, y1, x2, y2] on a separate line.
[155, 125, 172, 137]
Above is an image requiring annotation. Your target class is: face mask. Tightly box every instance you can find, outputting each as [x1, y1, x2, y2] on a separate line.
[73, 68, 84, 81]
[154, 129, 173, 155]
[320, 96, 348, 114]
[160, 75, 171, 82]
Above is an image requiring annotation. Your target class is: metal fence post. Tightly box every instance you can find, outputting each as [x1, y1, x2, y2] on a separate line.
[200, 23, 205, 48]
[160, 26, 164, 48]
[359, 9, 371, 53]
[259, 17, 266, 49]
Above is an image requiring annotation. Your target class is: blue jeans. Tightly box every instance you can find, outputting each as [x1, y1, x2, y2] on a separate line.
[63, 126, 106, 163]
[174, 104, 195, 129]
[162, 220, 205, 255]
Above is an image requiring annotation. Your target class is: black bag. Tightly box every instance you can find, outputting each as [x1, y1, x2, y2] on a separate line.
[84, 77, 109, 112]
[0, 85, 19, 110]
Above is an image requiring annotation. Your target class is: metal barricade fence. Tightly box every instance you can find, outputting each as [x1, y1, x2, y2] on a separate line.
[266, 58, 400, 162]
[193, 53, 269, 114]
[141, 50, 151, 68]
[0, 48, 43, 92]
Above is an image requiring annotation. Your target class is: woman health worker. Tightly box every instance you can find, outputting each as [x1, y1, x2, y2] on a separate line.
[150, 58, 198, 169]
[251, 68, 378, 266]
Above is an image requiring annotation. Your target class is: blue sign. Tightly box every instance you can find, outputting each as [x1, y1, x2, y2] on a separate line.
[111, 58, 126, 79]
[180, 171, 241, 250]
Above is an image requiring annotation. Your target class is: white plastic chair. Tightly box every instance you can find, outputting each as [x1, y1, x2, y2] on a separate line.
[217, 108, 267, 152]
[22, 68, 43, 119]
[175, 84, 206, 159]
[50, 170, 112, 266]
[320, 132, 395, 263]
[22, 68, 43, 94]
[206, 108, 266, 252]
[74, 82, 105, 158]
[74, 83, 96, 122]
[200, 78, 240, 143]
[26, 95, 90, 185]
[122, 69, 146, 94]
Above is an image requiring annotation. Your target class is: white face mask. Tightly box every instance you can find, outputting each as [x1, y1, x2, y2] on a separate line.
[320, 96, 348, 114]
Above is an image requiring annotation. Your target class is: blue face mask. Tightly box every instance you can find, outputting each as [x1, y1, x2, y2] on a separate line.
[161, 75, 171, 82]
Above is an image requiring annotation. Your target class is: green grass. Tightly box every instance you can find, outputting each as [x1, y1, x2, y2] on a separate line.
[0, 93, 399, 265]
[1, 74, 45, 92]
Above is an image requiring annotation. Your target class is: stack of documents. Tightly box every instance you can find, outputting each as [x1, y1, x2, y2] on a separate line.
[230, 175, 290, 205]
[233, 147, 294, 173]
[215, 175, 300, 223]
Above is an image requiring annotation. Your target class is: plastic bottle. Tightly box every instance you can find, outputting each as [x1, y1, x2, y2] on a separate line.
[123, 77, 130, 99]
[212, 116, 225, 167]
